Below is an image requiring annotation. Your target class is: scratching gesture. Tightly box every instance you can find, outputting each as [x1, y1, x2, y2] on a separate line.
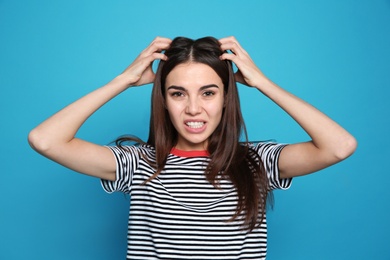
[28, 37, 171, 180]
[121, 37, 171, 86]
[219, 36, 356, 178]
[29, 35, 356, 260]
[219, 36, 267, 88]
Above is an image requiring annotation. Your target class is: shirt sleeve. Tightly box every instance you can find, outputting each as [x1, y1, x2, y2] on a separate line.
[100, 145, 140, 194]
[253, 142, 292, 190]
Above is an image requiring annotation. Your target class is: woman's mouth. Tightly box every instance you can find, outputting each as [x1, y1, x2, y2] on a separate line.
[185, 121, 205, 129]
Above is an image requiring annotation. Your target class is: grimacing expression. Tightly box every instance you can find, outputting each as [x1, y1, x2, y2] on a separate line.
[165, 62, 225, 151]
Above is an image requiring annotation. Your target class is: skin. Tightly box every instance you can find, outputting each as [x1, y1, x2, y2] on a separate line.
[28, 36, 357, 182]
[219, 37, 357, 178]
[165, 62, 225, 151]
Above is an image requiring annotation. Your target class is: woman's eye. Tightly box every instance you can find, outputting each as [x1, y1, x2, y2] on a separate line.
[171, 92, 184, 97]
[203, 91, 215, 96]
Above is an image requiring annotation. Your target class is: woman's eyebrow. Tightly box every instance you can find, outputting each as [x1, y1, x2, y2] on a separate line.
[167, 84, 220, 91]
[200, 84, 220, 91]
[167, 85, 186, 91]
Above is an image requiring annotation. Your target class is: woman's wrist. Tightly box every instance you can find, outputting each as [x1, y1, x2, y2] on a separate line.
[252, 76, 274, 93]
[111, 73, 136, 90]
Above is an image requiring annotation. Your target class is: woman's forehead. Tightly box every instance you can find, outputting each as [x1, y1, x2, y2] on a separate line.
[165, 62, 223, 87]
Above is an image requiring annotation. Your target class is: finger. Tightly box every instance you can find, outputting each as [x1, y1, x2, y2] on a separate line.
[148, 37, 172, 51]
[128, 49, 168, 74]
[220, 53, 249, 79]
[141, 37, 172, 57]
[153, 36, 172, 43]
[220, 37, 248, 60]
[219, 36, 246, 54]
[219, 36, 238, 44]
[220, 53, 245, 67]
[220, 52, 235, 60]
[150, 52, 168, 61]
[137, 52, 168, 70]
[141, 42, 171, 58]
[220, 42, 247, 58]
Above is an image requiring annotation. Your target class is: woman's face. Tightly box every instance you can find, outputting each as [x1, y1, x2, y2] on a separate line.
[165, 62, 225, 151]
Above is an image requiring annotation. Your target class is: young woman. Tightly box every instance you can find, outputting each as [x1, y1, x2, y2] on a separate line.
[28, 36, 357, 259]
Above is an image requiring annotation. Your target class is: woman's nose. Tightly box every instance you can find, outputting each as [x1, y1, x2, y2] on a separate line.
[185, 97, 202, 115]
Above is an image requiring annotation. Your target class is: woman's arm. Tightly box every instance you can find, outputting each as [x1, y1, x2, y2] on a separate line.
[28, 37, 171, 180]
[219, 36, 357, 179]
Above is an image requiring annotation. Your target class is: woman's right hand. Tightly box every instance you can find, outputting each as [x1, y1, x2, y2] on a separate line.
[28, 37, 171, 181]
[121, 37, 172, 87]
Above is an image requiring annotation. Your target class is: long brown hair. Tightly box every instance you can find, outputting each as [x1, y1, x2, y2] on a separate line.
[118, 36, 272, 231]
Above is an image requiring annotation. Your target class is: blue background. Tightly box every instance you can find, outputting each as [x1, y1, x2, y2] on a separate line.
[1, 0, 389, 259]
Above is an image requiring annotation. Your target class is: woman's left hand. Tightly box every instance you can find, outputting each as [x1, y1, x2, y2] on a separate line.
[219, 36, 268, 89]
[220, 36, 357, 179]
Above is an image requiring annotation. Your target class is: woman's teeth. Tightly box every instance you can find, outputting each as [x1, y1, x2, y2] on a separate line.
[186, 122, 204, 128]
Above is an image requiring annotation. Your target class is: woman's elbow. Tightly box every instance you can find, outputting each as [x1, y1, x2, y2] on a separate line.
[28, 128, 51, 154]
[334, 135, 358, 161]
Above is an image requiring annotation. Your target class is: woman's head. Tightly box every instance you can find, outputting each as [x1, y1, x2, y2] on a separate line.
[148, 36, 244, 153]
[161, 37, 230, 93]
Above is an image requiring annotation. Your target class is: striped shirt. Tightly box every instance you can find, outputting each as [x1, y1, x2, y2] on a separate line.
[101, 142, 292, 259]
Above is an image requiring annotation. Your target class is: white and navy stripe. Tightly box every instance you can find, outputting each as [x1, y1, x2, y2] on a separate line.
[101, 142, 292, 259]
